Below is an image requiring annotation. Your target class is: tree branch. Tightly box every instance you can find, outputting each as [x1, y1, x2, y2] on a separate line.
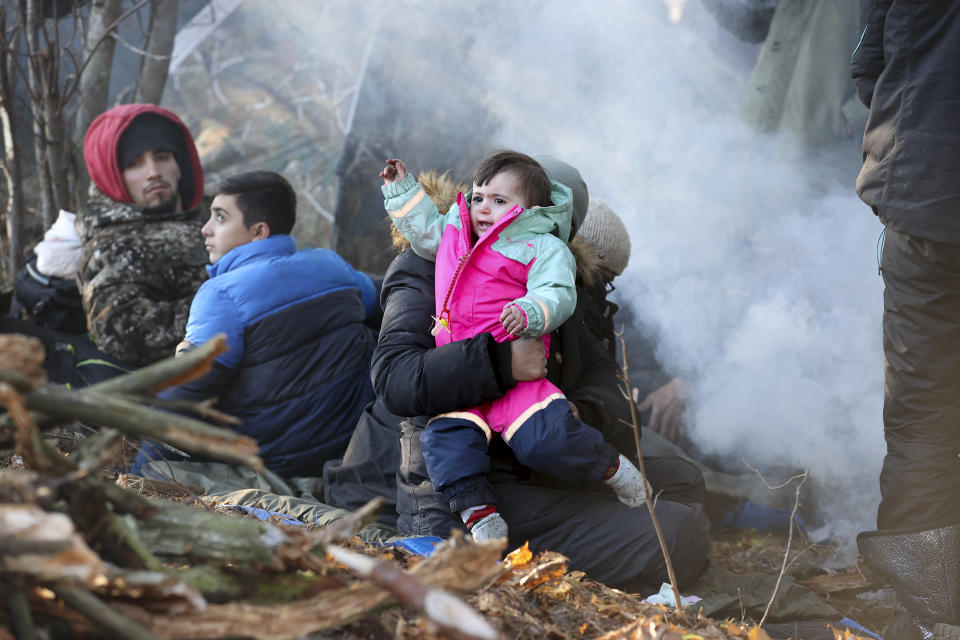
[756, 468, 808, 628]
[616, 327, 683, 609]
[55, 587, 160, 640]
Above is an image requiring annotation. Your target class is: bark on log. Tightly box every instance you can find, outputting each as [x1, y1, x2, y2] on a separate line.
[14, 380, 260, 469]
[70, 427, 123, 470]
[327, 545, 497, 640]
[56, 587, 159, 640]
[7, 588, 36, 640]
[0, 388, 162, 572]
[0, 503, 107, 584]
[24, 385, 262, 470]
[110, 536, 506, 640]
[89, 334, 229, 395]
[134, 499, 313, 570]
[67, 488, 162, 570]
[0, 333, 230, 444]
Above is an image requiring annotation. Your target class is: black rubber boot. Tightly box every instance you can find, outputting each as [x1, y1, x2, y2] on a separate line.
[858, 523, 960, 640]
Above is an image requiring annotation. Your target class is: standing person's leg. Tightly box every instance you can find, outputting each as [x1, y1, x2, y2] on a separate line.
[858, 228, 960, 639]
[877, 230, 960, 527]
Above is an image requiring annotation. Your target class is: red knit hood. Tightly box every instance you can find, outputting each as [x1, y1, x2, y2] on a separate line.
[83, 103, 204, 210]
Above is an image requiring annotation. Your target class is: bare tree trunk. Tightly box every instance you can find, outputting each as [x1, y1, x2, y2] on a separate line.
[40, 52, 72, 214]
[0, 13, 25, 277]
[24, 0, 54, 229]
[134, 0, 177, 105]
[72, 0, 122, 150]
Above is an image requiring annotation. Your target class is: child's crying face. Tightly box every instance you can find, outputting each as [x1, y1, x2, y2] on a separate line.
[470, 169, 526, 239]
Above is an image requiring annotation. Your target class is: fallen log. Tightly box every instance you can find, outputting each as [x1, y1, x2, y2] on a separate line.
[0, 369, 261, 473]
[9, 381, 262, 471]
[134, 498, 321, 571]
[0, 336, 240, 453]
[0, 503, 106, 585]
[327, 544, 498, 640]
[6, 588, 35, 640]
[55, 586, 160, 640]
[0, 335, 517, 638]
[86, 335, 229, 396]
[108, 535, 506, 640]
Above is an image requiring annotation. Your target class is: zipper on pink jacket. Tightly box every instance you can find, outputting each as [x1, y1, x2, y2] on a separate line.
[432, 200, 524, 336]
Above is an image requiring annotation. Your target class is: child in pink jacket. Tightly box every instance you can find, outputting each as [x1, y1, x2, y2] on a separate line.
[381, 151, 646, 541]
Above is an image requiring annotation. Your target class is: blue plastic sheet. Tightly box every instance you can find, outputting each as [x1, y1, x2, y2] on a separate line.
[219, 504, 304, 527]
[714, 501, 831, 543]
[837, 617, 883, 640]
[389, 536, 445, 557]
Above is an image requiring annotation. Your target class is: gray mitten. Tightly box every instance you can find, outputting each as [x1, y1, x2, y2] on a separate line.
[602, 454, 651, 508]
[469, 512, 509, 541]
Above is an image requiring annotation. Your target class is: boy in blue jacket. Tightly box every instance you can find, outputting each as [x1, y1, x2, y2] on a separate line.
[135, 170, 379, 478]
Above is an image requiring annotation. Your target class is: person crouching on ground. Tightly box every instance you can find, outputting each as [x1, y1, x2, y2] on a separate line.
[77, 104, 209, 367]
[132, 170, 379, 478]
[380, 151, 648, 541]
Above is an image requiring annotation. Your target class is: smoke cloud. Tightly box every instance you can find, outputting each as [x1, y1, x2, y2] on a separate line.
[198, 0, 886, 550]
[442, 0, 886, 546]
[434, 2, 884, 543]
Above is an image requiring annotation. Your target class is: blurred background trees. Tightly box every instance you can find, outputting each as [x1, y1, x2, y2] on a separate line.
[0, 0, 200, 288]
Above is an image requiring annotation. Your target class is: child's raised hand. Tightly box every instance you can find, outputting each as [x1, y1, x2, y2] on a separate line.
[500, 304, 527, 336]
[380, 158, 408, 185]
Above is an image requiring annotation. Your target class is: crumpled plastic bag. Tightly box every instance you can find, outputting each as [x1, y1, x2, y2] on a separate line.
[643, 582, 702, 608]
[35, 209, 82, 279]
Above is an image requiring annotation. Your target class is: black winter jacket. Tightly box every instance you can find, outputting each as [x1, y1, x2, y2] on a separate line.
[323, 248, 637, 526]
[852, 0, 960, 243]
[346, 250, 710, 592]
[374, 249, 634, 454]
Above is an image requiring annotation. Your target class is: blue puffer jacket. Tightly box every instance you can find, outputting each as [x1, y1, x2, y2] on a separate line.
[164, 235, 378, 477]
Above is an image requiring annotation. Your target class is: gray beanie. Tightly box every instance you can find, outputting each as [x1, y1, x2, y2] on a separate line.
[579, 197, 631, 276]
[533, 154, 588, 239]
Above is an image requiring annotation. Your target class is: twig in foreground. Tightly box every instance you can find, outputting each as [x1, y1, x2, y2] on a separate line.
[616, 327, 682, 608]
[755, 468, 808, 628]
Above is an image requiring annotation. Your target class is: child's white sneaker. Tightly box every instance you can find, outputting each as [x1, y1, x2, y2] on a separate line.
[602, 454, 651, 508]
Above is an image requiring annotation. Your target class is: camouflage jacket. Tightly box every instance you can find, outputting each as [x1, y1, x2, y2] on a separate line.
[75, 187, 208, 366]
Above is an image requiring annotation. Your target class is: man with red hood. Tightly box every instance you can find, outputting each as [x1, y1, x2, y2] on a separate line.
[76, 104, 209, 366]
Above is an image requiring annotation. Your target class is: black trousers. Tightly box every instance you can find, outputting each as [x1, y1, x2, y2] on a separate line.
[396, 419, 710, 591]
[878, 228, 960, 530]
